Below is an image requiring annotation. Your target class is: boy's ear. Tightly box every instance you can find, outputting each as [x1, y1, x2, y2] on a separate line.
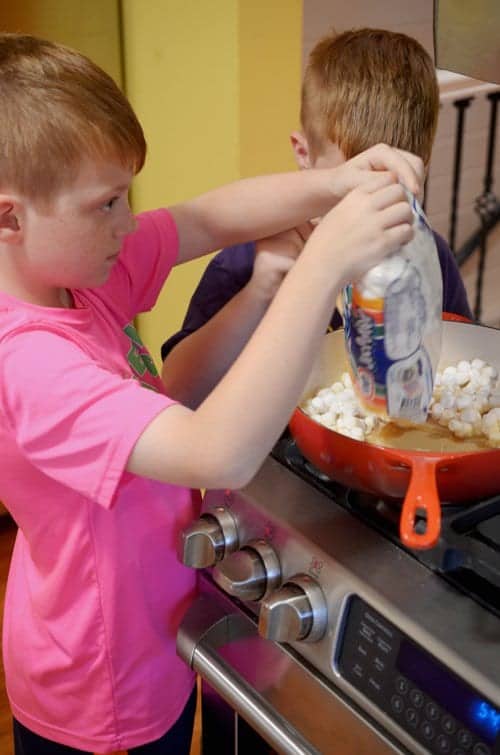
[290, 131, 313, 170]
[0, 197, 21, 242]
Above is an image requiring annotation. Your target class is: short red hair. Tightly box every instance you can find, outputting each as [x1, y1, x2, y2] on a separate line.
[301, 28, 439, 165]
[0, 33, 146, 203]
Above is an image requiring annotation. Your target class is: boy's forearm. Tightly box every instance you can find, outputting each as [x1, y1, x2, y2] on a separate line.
[132, 243, 338, 490]
[169, 145, 423, 266]
[197, 249, 335, 455]
[170, 170, 334, 264]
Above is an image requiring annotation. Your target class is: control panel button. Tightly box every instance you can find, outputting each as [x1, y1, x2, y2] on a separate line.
[409, 688, 424, 708]
[368, 676, 382, 694]
[352, 663, 364, 679]
[395, 676, 409, 695]
[472, 744, 491, 755]
[457, 729, 473, 749]
[212, 539, 281, 601]
[405, 707, 419, 728]
[359, 621, 376, 643]
[179, 507, 238, 567]
[442, 715, 457, 735]
[391, 695, 404, 714]
[436, 734, 451, 753]
[259, 573, 327, 643]
[376, 637, 392, 654]
[420, 720, 435, 741]
[426, 701, 440, 721]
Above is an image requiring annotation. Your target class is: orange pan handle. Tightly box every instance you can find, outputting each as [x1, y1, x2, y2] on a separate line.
[396, 311, 470, 547]
[442, 311, 473, 323]
[399, 455, 441, 549]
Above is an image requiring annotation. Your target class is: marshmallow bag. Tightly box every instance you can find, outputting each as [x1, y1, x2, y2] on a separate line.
[342, 192, 443, 424]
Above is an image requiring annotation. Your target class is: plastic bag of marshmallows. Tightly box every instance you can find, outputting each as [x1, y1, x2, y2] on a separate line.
[342, 190, 443, 424]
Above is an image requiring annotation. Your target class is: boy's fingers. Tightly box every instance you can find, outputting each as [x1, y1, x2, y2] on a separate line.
[361, 144, 424, 195]
[358, 171, 401, 194]
[367, 181, 411, 208]
[382, 223, 415, 248]
[379, 201, 415, 230]
[362, 183, 414, 231]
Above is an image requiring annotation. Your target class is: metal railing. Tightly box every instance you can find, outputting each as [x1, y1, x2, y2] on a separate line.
[433, 89, 500, 322]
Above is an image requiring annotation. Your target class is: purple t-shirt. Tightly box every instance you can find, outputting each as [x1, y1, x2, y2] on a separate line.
[161, 232, 472, 360]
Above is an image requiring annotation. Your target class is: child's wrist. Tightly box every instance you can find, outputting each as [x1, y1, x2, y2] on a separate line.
[307, 167, 345, 213]
[245, 275, 280, 306]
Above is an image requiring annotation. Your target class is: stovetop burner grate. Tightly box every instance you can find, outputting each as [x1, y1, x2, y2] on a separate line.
[271, 434, 500, 618]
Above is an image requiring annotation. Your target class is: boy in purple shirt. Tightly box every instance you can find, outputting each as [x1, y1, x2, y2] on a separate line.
[161, 29, 472, 406]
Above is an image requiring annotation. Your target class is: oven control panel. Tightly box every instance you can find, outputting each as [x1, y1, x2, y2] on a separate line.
[338, 597, 500, 755]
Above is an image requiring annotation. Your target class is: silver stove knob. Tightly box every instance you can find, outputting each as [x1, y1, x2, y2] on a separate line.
[212, 539, 281, 602]
[258, 573, 327, 643]
[178, 507, 238, 568]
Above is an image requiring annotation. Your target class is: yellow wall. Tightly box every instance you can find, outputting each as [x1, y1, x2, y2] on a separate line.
[121, 0, 240, 367]
[126, 0, 302, 366]
[239, 2, 302, 177]
[0, 0, 122, 84]
[0, 0, 302, 368]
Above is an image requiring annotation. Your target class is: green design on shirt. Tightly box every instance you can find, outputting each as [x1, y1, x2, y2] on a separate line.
[124, 323, 159, 379]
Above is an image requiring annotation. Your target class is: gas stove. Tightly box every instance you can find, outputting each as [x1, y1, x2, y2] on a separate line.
[273, 434, 500, 620]
[177, 438, 500, 755]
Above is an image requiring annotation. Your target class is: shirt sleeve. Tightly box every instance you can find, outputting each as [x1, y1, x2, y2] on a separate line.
[0, 329, 173, 508]
[160, 242, 255, 360]
[100, 208, 180, 322]
[433, 231, 473, 320]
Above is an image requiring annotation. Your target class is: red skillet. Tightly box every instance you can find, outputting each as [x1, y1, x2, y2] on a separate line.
[289, 319, 500, 549]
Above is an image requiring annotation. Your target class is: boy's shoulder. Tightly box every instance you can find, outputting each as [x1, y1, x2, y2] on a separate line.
[0, 301, 92, 371]
[0, 298, 55, 345]
[160, 241, 256, 361]
[194, 241, 256, 298]
[431, 229, 473, 319]
[432, 229, 459, 271]
[432, 229, 451, 256]
[208, 241, 256, 280]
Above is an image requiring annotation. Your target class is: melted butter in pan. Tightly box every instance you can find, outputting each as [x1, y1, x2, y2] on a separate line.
[369, 420, 492, 453]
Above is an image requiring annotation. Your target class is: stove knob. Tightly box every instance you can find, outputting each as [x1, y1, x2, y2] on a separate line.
[178, 507, 238, 568]
[212, 539, 281, 602]
[258, 573, 327, 643]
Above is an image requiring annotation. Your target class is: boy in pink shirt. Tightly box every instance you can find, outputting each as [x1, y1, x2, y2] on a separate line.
[0, 33, 422, 755]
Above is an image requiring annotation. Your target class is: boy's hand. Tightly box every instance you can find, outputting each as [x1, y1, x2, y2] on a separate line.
[330, 143, 424, 202]
[249, 222, 313, 302]
[308, 172, 414, 287]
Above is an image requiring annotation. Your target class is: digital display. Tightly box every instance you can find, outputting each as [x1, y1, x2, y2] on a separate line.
[397, 639, 500, 745]
[472, 701, 500, 744]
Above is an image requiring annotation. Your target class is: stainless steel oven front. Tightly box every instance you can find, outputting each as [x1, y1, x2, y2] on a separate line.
[177, 457, 500, 755]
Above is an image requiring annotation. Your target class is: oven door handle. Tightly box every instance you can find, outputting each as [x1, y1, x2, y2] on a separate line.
[177, 593, 320, 755]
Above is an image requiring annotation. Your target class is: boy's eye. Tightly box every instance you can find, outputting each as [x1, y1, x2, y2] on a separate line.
[102, 196, 118, 211]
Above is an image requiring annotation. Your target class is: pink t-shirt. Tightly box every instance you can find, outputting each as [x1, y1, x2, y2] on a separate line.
[0, 209, 200, 752]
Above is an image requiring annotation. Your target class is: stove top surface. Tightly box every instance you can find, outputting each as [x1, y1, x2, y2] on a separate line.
[271, 434, 500, 618]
